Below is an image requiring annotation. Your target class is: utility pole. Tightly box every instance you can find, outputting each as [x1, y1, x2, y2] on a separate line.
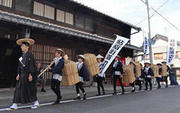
[146, 0, 153, 64]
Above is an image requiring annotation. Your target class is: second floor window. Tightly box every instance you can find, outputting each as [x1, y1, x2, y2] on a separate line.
[65, 12, 74, 25]
[0, 0, 12, 8]
[44, 5, 54, 20]
[56, 9, 65, 22]
[154, 53, 163, 60]
[33, 1, 54, 20]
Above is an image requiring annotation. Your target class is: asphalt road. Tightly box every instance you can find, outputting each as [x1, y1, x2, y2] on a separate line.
[2, 86, 180, 113]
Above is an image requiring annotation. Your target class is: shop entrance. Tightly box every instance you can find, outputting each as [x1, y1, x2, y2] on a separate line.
[0, 39, 21, 88]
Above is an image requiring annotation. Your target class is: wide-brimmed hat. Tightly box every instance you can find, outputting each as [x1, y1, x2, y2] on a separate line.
[144, 62, 150, 65]
[116, 55, 120, 58]
[96, 54, 104, 59]
[78, 55, 85, 59]
[162, 61, 167, 64]
[16, 38, 35, 46]
[56, 48, 64, 53]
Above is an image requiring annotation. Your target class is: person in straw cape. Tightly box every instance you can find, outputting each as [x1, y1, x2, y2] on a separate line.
[128, 61, 136, 93]
[134, 63, 143, 91]
[10, 38, 39, 110]
[48, 48, 64, 104]
[111, 55, 125, 95]
[161, 61, 170, 88]
[95, 54, 105, 96]
[143, 62, 154, 90]
[157, 63, 162, 89]
[74, 55, 89, 100]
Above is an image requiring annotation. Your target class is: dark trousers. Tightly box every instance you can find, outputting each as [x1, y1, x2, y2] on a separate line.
[97, 76, 105, 95]
[135, 80, 142, 90]
[51, 79, 61, 100]
[170, 75, 179, 85]
[113, 75, 124, 93]
[162, 76, 168, 87]
[145, 78, 152, 90]
[130, 82, 135, 87]
[75, 82, 85, 94]
[156, 77, 161, 88]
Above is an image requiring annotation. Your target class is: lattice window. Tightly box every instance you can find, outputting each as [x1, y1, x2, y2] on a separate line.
[56, 9, 65, 22]
[65, 12, 74, 25]
[44, 5, 54, 19]
[33, 1, 44, 16]
[0, 0, 12, 8]
[0, 0, 2, 5]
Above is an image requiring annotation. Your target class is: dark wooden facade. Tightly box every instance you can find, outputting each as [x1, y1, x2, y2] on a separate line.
[0, 0, 141, 88]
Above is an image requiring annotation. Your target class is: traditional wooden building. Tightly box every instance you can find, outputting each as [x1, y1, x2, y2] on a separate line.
[0, 0, 141, 88]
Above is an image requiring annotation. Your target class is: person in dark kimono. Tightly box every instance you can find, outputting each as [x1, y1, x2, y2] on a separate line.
[96, 54, 105, 96]
[74, 55, 89, 100]
[157, 63, 162, 89]
[10, 38, 39, 110]
[169, 64, 179, 85]
[48, 48, 64, 104]
[143, 63, 154, 90]
[112, 55, 125, 95]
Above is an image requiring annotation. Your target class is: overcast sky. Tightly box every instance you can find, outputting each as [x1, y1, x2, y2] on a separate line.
[74, 0, 180, 47]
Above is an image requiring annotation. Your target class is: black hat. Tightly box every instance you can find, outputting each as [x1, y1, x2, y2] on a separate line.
[162, 61, 167, 64]
[157, 63, 162, 66]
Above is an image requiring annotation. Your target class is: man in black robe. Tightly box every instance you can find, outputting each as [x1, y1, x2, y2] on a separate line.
[10, 38, 39, 110]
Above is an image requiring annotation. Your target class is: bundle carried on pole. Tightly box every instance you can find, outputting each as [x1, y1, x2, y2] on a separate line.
[84, 53, 100, 76]
[162, 64, 167, 76]
[61, 59, 80, 86]
[151, 64, 159, 78]
[123, 64, 135, 84]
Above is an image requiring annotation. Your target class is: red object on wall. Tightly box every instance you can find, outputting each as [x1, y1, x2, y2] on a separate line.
[116, 57, 129, 86]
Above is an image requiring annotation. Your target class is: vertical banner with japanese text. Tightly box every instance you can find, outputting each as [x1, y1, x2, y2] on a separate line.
[143, 37, 148, 59]
[99, 35, 129, 76]
[167, 39, 177, 65]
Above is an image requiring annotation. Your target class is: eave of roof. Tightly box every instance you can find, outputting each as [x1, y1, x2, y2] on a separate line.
[0, 10, 142, 51]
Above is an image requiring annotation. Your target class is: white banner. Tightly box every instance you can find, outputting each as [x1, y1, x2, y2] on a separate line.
[166, 39, 176, 65]
[99, 35, 129, 75]
[143, 37, 148, 59]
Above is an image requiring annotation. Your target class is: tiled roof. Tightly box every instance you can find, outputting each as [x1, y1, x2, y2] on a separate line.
[70, 0, 141, 31]
[0, 10, 142, 51]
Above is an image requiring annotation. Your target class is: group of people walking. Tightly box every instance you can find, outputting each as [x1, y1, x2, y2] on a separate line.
[9, 38, 179, 110]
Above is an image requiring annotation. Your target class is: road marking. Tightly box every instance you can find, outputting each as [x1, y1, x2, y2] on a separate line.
[0, 86, 174, 112]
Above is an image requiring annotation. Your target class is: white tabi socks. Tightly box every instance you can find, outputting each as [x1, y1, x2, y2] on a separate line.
[31, 100, 40, 109]
[10, 103, 18, 110]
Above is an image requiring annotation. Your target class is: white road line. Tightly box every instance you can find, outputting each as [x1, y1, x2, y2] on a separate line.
[0, 87, 170, 112]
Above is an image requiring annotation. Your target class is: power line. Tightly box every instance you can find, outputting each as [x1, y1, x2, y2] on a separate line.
[139, 0, 180, 32]
[136, 0, 169, 25]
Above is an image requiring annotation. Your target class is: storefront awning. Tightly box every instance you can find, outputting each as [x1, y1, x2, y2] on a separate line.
[0, 10, 142, 51]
